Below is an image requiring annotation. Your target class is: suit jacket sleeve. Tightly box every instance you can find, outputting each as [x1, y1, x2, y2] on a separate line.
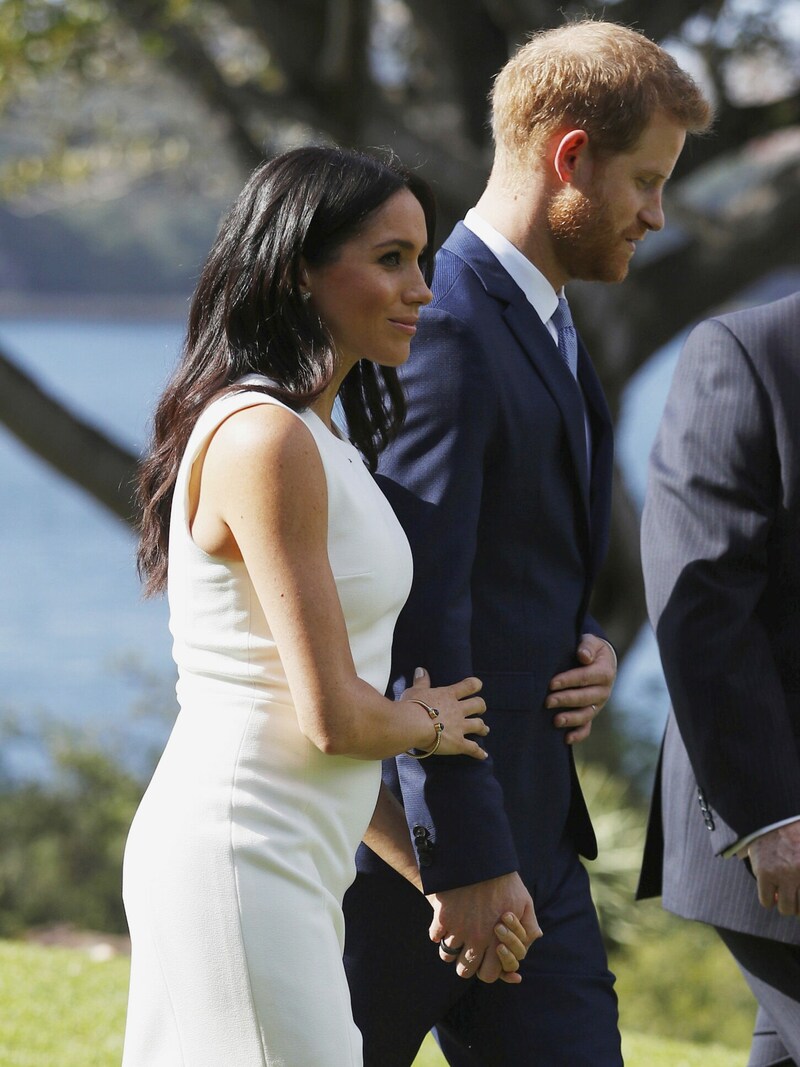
[642, 317, 800, 853]
[377, 307, 521, 893]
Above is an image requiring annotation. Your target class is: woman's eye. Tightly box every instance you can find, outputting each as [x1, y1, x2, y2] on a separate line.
[381, 251, 401, 266]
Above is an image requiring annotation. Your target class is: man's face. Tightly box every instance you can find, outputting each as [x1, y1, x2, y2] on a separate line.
[547, 111, 687, 284]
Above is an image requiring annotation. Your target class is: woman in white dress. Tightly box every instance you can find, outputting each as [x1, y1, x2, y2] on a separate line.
[122, 147, 526, 1067]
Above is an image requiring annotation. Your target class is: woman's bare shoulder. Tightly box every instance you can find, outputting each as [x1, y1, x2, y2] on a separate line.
[206, 399, 320, 476]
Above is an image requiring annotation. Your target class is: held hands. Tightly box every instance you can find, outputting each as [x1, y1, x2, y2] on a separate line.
[427, 872, 542, 985]
[437, 912, 531, 984]
[546, 634, 617, 744]
[400, 667, 488, 760]
[745, 820, 800, 916]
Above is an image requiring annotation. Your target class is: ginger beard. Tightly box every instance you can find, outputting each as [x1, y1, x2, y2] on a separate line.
[547, 181, 633, 285]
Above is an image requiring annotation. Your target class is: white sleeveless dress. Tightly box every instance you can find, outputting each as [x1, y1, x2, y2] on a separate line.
[122, 380, 413, 1066]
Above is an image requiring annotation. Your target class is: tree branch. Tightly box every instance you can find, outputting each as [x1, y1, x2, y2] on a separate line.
[0, 353, 139, 527]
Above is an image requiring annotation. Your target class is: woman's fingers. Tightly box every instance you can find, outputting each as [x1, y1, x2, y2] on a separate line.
[463, 696, 487, 716]
[450, 675, 483, 699]
[410, 666, 431, 689]
[464, 716, 489, 736]
[495, 912, 529, 983]
[402, 673, 490, 757]
[495, 913, 527, 962]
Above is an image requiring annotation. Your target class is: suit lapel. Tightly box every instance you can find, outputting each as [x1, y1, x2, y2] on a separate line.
[442, 224, 593, 522]
[578, 344, 614, 573]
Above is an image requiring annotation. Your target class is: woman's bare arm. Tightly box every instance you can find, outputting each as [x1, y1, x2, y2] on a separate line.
[191, 403, 488, 760]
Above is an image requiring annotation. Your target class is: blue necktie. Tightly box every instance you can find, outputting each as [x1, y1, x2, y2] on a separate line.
[552, 295, 593, 471]
[551, 296, 578, 379]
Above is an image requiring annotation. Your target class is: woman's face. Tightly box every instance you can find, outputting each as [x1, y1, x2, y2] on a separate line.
[304, 189, 432, 372]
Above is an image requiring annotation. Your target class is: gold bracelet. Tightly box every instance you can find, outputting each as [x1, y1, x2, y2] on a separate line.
[404, 698, 444, 759]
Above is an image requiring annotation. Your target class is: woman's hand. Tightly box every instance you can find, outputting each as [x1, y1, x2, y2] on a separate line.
[399, 667, 488, 759]
[494, 912, 530, 984]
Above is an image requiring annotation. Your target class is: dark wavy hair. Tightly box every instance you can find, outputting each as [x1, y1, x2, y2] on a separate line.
[137, 145, 436, 594]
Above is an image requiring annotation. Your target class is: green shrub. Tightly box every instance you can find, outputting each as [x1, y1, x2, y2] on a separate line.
[611, 904, 754, 1048]
[577, 760, 754, 1049]
[579, 760, 650, 948]
[0, 718, 144, 936]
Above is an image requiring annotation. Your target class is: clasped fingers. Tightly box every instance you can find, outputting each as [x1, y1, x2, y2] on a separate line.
[437, 938, 485, 979]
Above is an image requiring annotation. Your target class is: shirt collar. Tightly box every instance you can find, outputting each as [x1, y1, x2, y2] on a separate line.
[464, 208, 561, 325]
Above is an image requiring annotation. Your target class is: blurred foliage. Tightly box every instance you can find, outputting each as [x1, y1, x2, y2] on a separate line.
[0, 715, 145, 937]
[611, 904, 755, 1048]
[3, 1, 800, 208]
[580, 757, 755, 1048]
[0, 0, 112, 104]
[0, 0, 241, 208]
[580, 760, 652, 949]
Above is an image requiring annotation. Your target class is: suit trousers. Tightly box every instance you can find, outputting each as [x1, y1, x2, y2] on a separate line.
[343, 835, 621, 1067]
[716, 927, 800, 1066]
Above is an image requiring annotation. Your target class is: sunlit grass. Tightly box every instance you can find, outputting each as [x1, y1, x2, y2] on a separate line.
[411, 1029, 746, 1066]
[0, 941, 128, 1067]
[0, 939, 747, 1067]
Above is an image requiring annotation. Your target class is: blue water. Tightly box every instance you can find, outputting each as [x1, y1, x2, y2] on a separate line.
[0, 320, 184, 765]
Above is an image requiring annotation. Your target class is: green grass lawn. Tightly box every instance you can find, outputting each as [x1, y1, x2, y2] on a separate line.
[0, 939, 747, 1066]
[413, 1031, 746, 1067]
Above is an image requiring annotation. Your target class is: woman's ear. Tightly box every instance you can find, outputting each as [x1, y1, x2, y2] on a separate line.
[297, 257, 311, 298]
[553, 129, 590, 184]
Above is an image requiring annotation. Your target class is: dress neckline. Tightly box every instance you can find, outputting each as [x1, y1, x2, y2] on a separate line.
[307, 408, 351, 445]
[235, 373, 351, 447]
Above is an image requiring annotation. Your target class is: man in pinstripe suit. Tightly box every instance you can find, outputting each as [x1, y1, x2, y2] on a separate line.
[638, 292, 800, 1065]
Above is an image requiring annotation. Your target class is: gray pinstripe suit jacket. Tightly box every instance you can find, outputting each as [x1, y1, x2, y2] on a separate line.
[638, 291, 800, 944]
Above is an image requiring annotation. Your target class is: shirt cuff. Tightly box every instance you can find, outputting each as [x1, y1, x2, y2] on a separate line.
[722, 815, 800, 858]
[597, 638, 617, 670]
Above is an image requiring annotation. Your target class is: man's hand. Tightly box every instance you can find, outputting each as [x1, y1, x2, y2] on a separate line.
[545, 634, 617, 744]
[747, 821, 800, 915]
[427, 872, 541, 984]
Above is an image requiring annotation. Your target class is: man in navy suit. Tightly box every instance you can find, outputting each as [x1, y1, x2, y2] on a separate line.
[343, 19, 711, 1066]
[639, 293, 800, 1066]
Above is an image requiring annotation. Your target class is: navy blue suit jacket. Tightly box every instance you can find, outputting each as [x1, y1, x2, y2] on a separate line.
[361, 223, 614, 893]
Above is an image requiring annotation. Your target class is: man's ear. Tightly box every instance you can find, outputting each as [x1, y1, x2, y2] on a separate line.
[553, 129, 590, 184]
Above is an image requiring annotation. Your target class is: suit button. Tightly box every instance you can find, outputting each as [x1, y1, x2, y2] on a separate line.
[696, 787, 715, 830]
[413, 825, 429, 840]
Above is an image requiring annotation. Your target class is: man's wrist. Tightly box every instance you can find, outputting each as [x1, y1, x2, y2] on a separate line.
[724, 815, 800, 859]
